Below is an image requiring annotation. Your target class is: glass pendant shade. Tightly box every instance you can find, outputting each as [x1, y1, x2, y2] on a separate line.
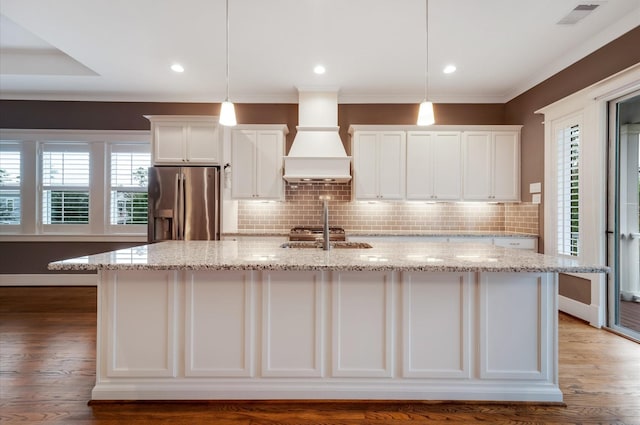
[417, 100, 435, 126]
[219, 100, 237, 126]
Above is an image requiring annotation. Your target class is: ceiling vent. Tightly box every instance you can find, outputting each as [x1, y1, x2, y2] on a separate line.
[557, 3, 604, 25]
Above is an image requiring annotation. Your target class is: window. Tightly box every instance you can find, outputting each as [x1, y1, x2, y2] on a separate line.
[0, 142, 21, 225]
[556, 123, 580, 256]
[109, 144, 150, 227]
[41, 143, 91, 228]
[0, 130, 150, 238]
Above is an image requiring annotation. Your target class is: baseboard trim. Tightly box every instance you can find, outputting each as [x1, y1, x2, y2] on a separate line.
[0, 273, 97, 286]
[558, 295, 596, 325]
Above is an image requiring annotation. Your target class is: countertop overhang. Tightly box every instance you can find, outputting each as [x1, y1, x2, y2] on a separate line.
[48, 240, 609, 274]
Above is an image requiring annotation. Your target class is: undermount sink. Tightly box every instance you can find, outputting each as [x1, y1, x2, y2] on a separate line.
[280, 242, 373, 249]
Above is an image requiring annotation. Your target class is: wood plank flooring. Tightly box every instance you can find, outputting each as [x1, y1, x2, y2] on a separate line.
[620, 299, 640, 333]
[1, 286, 639, 424]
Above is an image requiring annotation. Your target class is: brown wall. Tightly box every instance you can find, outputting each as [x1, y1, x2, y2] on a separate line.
[505, 26, 640, 253]
[558, 273, 591, 305]
[0, 242, 142, 275]
[0, 100, 505, 154]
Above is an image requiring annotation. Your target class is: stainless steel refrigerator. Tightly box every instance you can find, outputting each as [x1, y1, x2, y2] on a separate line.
[148, 166, 220, 242]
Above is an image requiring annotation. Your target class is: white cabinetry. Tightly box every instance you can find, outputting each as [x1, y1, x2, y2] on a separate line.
[146, 115, 221, 165]
[462, 131, 520, 201]
[231, 125, 288, 200]
[93, 268, 560, 402]
[406, 131, 461, 200]
[352, 131, 406, 200]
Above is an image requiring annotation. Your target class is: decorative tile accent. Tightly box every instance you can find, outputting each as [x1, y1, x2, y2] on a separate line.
[238, 182, 538, 235]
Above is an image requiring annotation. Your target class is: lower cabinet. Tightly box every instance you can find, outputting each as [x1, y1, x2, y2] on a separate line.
[103, 270, 178, 378]
[185, 270, 253, 377]
[95, 269, 559, 401]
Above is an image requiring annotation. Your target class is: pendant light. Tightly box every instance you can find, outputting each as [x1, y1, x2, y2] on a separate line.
[417, 0, 435, 126]
[219, 0, 237, 126]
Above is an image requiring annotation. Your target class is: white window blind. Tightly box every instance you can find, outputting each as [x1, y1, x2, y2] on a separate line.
[109, 144, 150, 226]
[41, 144, 91, 225]
[557, 124, 580, 256]
[0, 142, 21, 225]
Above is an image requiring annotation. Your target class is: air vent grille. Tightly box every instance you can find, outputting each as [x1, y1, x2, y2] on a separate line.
[557, 2, 603, 25]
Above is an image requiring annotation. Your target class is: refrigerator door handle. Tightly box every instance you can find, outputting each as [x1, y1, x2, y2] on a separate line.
[173, 173, 180, 240]
[179, 172, 186, 240]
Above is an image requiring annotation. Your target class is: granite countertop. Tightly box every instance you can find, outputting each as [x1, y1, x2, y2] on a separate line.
[48, 240, 607, 273]
[223, 232, 538, 239]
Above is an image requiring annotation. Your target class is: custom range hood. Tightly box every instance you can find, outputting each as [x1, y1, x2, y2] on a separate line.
[283, 90, 351, 183]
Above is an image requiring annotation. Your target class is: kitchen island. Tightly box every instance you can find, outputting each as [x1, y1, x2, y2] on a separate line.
[49, 240, 607, 402]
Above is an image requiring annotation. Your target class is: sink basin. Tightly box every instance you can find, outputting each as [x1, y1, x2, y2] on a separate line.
[281, 242, 373, 249]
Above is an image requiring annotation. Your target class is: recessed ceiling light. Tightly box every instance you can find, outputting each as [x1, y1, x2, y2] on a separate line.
[171, 63, 184, 73]
[314, 65, 326, 75]
[443, 64, 456, 74]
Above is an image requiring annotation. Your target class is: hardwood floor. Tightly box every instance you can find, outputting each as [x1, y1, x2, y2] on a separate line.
[1, 286, 639, 424]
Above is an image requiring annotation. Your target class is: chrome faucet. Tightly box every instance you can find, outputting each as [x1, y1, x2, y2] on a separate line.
[320, 195, 331, 250]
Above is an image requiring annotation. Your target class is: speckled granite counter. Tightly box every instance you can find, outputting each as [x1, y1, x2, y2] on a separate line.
[49, 240, 607, 273]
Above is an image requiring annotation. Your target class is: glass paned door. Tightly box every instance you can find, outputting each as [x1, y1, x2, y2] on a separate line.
[608, 92, 640, 341]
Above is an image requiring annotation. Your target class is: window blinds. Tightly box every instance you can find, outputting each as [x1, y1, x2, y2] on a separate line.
[557, 124, 580, 257]
[41, 145, 91, 224]
[110, 146, 150, 225]
[0, 143, 21, 225]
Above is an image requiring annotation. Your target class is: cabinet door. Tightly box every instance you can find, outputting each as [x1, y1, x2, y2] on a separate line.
[255, 131, 283, 199]
[231, 130, 257, 199]
[432, 132, 462, 200]
[377, 132, 405, 200]
[153, 123, 185, 164]
[492, 132, 519, 201]
[353, 132, 379, 200]
[187, 122, 220, 164]
[462, 132, 492, 200]
[406, 132, 433, 200]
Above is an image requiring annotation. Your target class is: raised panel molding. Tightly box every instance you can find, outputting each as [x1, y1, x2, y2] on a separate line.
[261, 271, 323, 377]
[106, 270, 178, 377]
[332, 271, 393, 377]
[402, 272, 471, 378]
[479, 272, 551, 380]
[185, 271, 253, 377]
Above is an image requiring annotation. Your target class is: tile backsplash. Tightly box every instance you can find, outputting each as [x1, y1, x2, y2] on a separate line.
[238, 182, 538, 235]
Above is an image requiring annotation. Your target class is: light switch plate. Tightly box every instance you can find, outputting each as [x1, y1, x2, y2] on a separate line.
[532, 193, 541, 204]
[529, 182, 541, 193]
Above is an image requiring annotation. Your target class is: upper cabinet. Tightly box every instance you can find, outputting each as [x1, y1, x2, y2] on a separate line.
[146, 115, 221, 165]
[352, 131, 406, 200]
[406, 131, 461, 201]
[231, 125, 288, 200]
[350, 125, 521, 203]
[462, 131, 520, 201]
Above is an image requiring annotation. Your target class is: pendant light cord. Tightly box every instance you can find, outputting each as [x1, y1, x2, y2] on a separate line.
[424, 0, 429, 102]
[225, 0, 230, 101]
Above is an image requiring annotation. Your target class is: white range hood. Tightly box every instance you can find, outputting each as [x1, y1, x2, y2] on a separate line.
[283, 90, 352, 183]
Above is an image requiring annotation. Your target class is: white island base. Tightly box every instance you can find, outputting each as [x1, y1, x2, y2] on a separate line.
[93, 269, 560, 402]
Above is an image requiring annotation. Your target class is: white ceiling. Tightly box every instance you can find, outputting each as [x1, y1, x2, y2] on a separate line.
[0, 0, 638, 104]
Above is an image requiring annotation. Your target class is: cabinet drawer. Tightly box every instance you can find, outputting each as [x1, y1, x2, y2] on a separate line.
[493, 237, 537, 251]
